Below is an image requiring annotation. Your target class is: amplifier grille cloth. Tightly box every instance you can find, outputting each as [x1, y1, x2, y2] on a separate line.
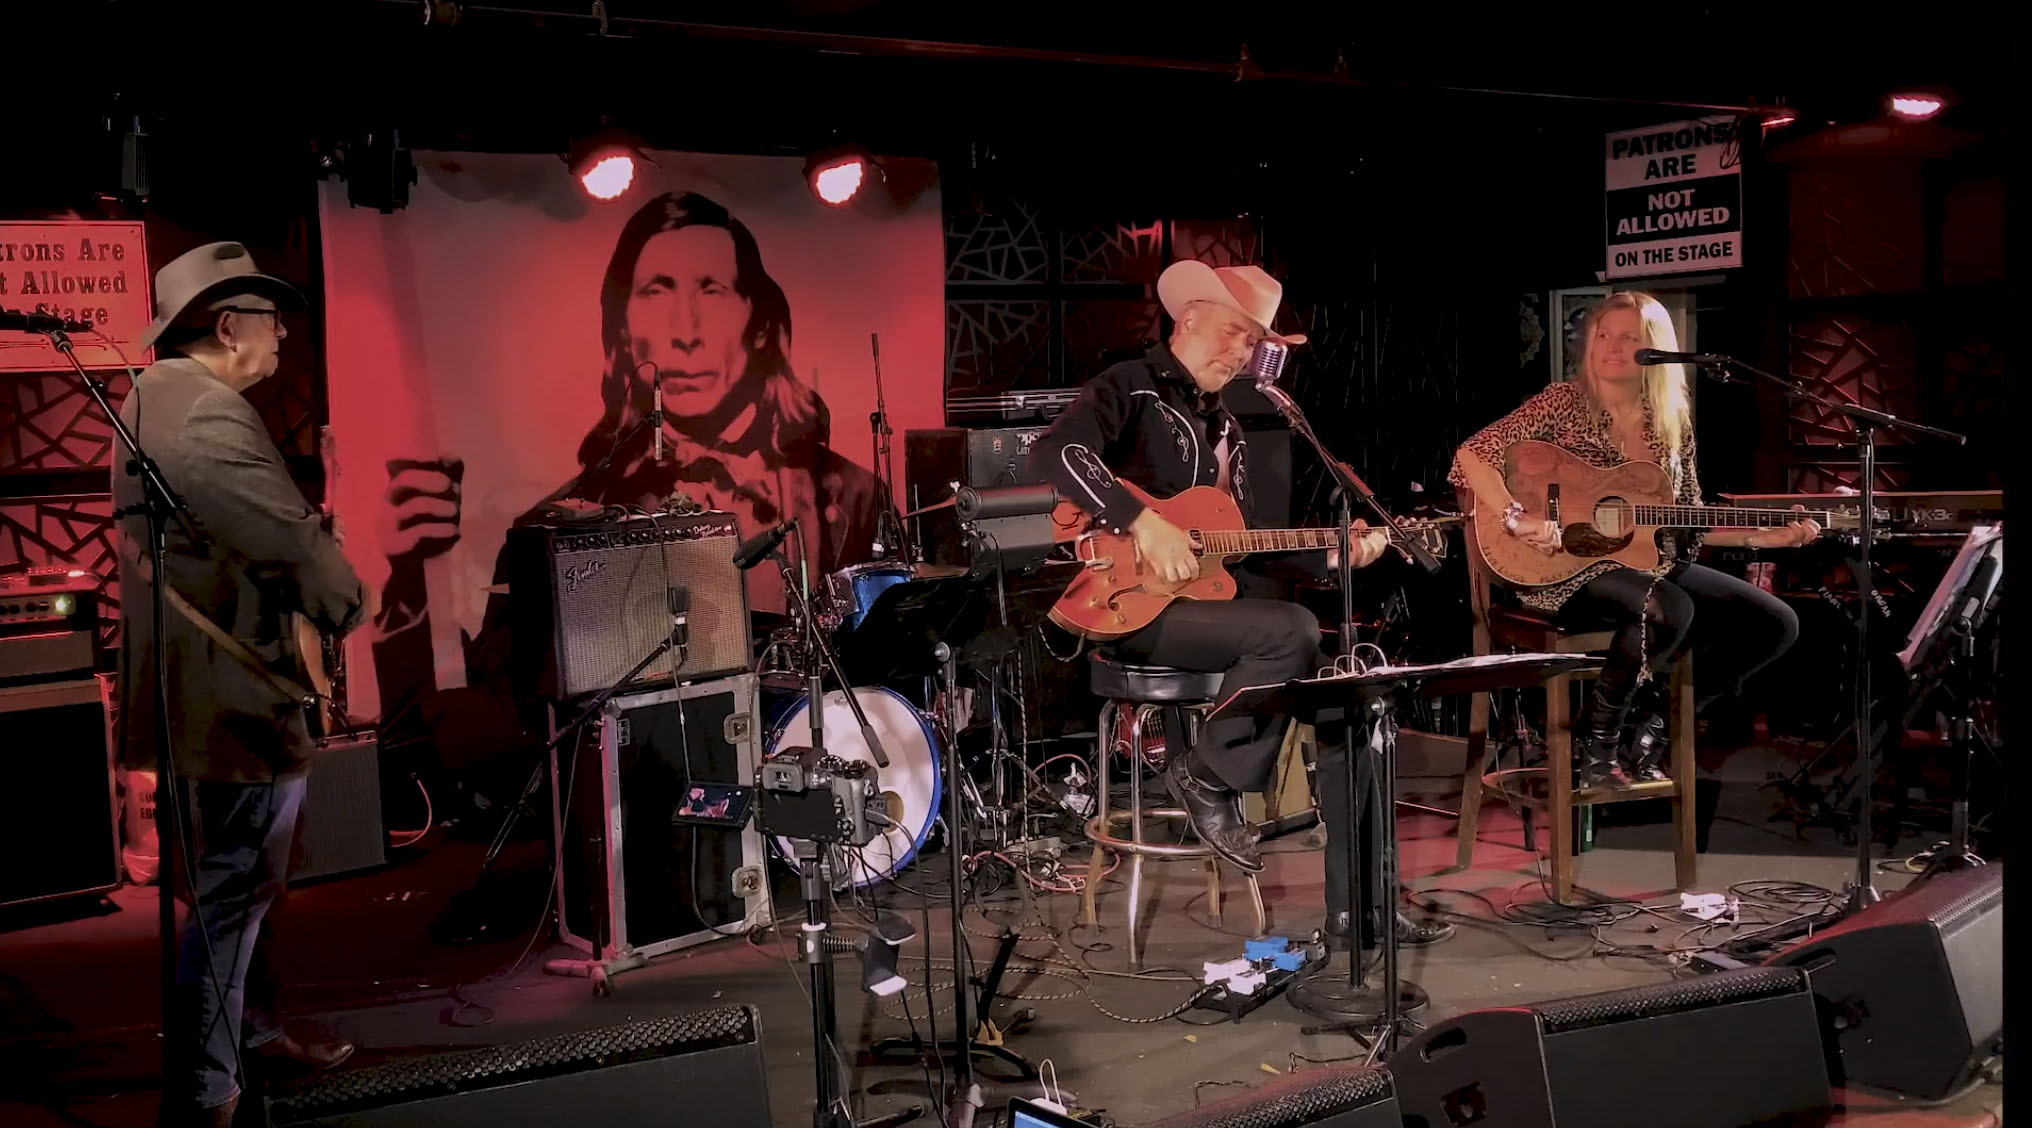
[550, 530, 749, 696]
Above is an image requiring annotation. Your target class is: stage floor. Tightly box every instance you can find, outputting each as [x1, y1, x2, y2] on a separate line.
[0, 742, 2002, 1128]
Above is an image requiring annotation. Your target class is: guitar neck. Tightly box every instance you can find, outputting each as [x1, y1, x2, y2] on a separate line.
[1627, 505, 1836, 529]
[1197, 527, 1405, 555]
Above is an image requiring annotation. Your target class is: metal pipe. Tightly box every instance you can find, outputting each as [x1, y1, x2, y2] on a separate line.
[367, 1, 1782, 115]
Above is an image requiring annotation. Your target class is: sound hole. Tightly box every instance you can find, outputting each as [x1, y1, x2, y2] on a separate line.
[1592, 496, 1634, 536]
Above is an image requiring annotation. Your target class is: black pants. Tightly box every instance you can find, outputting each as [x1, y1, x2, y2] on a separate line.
[1116, 598, 1378, 917]
[1560, 562, 1800, 706]
[1112, 599, 1323, 792]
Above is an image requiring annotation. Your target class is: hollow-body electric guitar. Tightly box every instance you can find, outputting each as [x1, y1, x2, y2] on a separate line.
[1047, 482, 1453, 641]
[1472, 440, 1855, 588]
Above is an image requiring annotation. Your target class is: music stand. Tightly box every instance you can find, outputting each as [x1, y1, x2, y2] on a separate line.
[1898, 527, 2002, 881]
[1210, 652, 1602, 1059]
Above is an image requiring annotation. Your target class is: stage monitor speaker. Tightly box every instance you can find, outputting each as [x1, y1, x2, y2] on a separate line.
[1144, 1063, 1399, 1127]
[1767, 864, 2003, 1100]
[266, 1004, 770, 1127]
[1, 677, 121, 909]
[505, 511, 752, 699]
[1390, 967, 1830, 1128]
[290, 733, 386, 883]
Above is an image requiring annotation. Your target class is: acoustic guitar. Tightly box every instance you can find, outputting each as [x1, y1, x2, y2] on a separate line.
[295, 426, 347, 738]
[1047, 482, 1453, 641]
[1472, 440, 1856, 589]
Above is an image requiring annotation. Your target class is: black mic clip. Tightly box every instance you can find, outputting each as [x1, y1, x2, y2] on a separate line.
[1, 307, 95, 334]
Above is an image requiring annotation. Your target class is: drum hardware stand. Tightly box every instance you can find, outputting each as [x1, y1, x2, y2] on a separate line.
[1684, 355, 1964, 917]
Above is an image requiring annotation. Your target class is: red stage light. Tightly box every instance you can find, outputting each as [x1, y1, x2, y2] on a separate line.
[579, 151, 636, 201]
[810, 157, 866, 206]
[1761, 111, 1798, 130]
[1887, 93, 1945, 120]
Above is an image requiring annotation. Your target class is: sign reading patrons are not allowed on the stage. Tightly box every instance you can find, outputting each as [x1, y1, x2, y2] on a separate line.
[0, 221, 153, 373]
[1604, 116, 1743, 279]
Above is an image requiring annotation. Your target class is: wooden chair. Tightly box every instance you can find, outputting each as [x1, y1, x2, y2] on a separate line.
[1453, 525, 1698, 905]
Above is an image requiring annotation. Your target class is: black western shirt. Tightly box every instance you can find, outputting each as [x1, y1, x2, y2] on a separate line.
[1028, 344, 1251, 531]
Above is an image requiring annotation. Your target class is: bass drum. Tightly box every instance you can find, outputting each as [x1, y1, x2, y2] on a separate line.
[765, 686, 944, 888]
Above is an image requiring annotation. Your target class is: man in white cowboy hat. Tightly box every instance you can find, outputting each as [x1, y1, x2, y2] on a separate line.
[116, 242, 366, 1126]
[1030, 259, 1452, 949]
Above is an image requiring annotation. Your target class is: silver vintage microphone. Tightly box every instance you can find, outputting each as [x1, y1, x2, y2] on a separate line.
[1248, 338, 1290, 388]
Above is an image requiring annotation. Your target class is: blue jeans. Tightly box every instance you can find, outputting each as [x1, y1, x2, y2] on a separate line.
[175, 775, 306, 1110]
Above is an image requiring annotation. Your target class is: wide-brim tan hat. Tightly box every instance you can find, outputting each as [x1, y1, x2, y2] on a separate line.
[1156, 260, 1307, 346]
[138, 241, 304, 350]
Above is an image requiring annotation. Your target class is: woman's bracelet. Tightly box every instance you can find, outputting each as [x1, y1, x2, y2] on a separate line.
[1502, 500, 1526, 532]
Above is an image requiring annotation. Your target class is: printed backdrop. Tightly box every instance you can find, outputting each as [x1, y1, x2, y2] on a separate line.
[321, 150, 943, 721]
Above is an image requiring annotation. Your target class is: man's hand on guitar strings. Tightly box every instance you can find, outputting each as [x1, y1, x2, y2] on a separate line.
[1131, 508, 1200, 583]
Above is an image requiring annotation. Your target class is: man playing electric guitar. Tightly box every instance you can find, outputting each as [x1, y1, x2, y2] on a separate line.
[1030, 259, 1453, 949]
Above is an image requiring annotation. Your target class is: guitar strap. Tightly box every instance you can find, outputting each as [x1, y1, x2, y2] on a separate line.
[162, 584, 318, 710]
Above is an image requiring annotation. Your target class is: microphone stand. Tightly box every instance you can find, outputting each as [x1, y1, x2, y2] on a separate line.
[34, 327, 207, 1116]
[1688, 356, 1964, 914]
[1254, 378, 1439, 1054]
[868, 333, 911, 564]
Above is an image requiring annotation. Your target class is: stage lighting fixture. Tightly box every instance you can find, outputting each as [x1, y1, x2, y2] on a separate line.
[105, 113, 149, 202]
[344, 130, 418, 213]
[1888, 92, 1946, 120]
[805, 146, 877, 207]
[567, 129, 646, 201]
[1760, 110, 1798, 130]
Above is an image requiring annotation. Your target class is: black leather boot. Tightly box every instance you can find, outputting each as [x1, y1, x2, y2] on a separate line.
[1623, 679, 1671, 783]
[1164, 753, 1264, 872]
[1577, 661, 1637, 790]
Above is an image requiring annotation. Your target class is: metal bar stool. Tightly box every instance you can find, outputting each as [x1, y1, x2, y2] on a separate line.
[1081, 652, 1266, 969]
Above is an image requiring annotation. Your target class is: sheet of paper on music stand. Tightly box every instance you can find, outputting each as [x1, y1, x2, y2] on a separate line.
[1209, 652, 1603, 722]
[1898, 525, 2002, 673]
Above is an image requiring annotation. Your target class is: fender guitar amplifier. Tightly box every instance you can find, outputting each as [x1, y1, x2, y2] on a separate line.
[506, 511, 752, 700]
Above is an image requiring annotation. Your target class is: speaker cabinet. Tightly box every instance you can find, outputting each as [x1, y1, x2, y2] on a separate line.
[1768, 864, 2003, 1099]
[290, 734, 386, 883]
[505, 511, 751, 700]
[1144, 1063, 1399, 1127]
[1, 677, 121, 909]
[1391, 967, 1830, 1128]
[267, 1004, 770, 1127]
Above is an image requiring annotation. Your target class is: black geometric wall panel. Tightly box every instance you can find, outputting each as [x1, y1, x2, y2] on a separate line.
[946, 300, 1052, 391]
[1059, 219, 1163, 285]
[946, 198, 1049, 285]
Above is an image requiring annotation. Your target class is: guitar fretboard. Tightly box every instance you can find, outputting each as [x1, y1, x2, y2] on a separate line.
[1195, 528, 1379, 555]
[1629, 505, 1835, 528]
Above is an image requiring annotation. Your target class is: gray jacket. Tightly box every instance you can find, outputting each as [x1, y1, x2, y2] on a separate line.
[114, 357, 365, 782]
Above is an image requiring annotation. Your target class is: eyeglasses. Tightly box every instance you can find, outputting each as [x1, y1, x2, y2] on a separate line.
[218, 306, 281, 321]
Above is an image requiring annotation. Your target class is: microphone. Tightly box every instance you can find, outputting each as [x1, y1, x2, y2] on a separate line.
[651, 383, 665, 464]
[733, 520, 796, 570]
[0, 308, 94, 333]
[1634, 348, 1727, 366]
[1248, 339, 1290, 387]
[667, 586, 690, 650]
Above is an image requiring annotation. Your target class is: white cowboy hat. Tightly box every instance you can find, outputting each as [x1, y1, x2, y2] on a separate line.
[137, 241, 303, 350]
[1156, 260, 1307, 345]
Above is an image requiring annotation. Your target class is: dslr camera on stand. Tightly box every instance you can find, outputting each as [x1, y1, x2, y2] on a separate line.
[760, 745, 884, 847]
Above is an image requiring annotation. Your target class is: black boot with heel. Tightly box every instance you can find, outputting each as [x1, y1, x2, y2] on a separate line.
[1622, 679, 1671, 783]
[1577, 662, 1637, 790]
